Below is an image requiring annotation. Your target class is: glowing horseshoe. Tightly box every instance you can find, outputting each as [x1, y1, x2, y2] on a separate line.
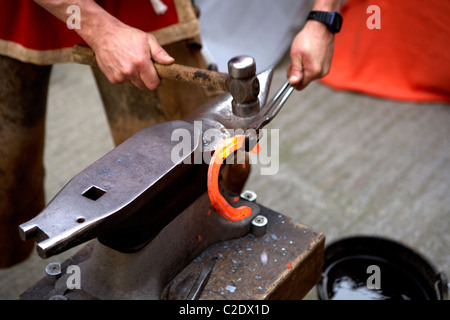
[207, 135, 253, 221]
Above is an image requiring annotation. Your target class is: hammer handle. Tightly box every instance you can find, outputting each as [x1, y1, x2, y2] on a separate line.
[72, 45, 228, 91]
[153, 62, 228, 91]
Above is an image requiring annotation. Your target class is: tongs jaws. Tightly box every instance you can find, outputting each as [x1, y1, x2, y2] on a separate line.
[253, 80, 296, 131]
[243, 80, 295, 150]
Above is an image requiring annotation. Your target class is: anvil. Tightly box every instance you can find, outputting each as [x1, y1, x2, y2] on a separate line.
[18, 68, 325, 300]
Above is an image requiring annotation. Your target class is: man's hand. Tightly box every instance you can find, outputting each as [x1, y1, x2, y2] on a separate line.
[287, 0, 343, 90]
[91, 20, 174, 90]
[34, 0, 174, 90]
[287, 20, 335, 90]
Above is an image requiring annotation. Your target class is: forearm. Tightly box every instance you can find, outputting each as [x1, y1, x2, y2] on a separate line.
[33, 0, 119, 46]
[311, 0, 344, 12]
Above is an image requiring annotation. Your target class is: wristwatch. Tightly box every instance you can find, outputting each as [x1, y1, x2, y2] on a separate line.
[307, 11, 343, 34]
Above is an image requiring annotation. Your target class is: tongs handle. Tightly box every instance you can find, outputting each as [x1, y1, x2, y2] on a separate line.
[253, 80, 296, 131]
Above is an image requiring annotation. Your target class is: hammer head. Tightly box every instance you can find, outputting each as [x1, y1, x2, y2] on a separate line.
[226, 56, 260, 117]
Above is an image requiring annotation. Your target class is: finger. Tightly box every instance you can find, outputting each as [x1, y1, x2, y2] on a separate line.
[139, 35, 172, 90]
[127, 64, 151, 90]
[147, 35, 174, 64]
[288, 53, 304, 87]
[116, 70, 149, 90]
[286, 64, 292, 79]
[130, 75, 149, 90]
[297, 70, 312, 90]
[298, 60, 328, 91]
[139, 60, 161, 90]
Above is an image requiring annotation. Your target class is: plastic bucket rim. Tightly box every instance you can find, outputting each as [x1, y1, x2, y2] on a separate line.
[316, 234, 448, 300]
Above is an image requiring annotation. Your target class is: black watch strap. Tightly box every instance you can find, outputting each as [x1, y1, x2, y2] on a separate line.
[307, 11, 343, 34]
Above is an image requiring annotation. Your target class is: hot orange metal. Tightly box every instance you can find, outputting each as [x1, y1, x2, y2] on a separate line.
[207, 135, 253, 221]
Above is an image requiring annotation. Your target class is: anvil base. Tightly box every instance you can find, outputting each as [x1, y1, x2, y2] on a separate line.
[19, 205, 324, 300]
[163, 206, 325, 300]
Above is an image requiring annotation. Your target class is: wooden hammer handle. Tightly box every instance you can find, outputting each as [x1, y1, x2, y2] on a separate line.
[153, 63, 228, 91]
[72, 45, 228, 91]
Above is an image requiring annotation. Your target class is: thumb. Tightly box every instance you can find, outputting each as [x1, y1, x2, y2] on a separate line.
[147, 34, 174, 64]
[288, 54, 304, 86]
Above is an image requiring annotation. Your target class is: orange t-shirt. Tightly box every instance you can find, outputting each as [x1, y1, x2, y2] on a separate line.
[320, 0, 450, 103]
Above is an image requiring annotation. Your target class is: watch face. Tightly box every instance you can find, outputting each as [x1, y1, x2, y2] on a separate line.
[330, 12, 343, 33]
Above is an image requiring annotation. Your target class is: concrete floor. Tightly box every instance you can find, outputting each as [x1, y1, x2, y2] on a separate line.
[0, 53, 449, 300]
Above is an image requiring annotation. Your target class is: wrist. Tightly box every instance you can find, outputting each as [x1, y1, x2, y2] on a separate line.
[311, 0, 343, 12]
[304, 18, 330, 33]
[306, 10, 343, 34]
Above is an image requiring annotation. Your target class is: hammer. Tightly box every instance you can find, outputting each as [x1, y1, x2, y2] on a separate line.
[72, 45, 260, 117]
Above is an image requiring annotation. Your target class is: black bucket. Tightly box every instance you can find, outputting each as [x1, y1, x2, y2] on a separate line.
[316, 235, 448, 300]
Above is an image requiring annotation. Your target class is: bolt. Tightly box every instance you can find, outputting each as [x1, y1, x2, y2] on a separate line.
[251, 215, 268, 237]
[240, 190, 257, 202]
[45, 262, 62, 282]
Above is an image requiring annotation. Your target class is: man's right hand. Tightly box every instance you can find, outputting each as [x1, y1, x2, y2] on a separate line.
[91, 20, 174, 90]
[34, 0, 174, 90]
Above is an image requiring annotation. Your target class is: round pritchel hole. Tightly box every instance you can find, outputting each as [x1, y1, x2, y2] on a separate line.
[76, 217, 86, 223]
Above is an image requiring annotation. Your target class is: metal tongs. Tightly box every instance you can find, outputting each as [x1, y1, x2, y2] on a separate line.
[253, 80, 296, 131]
[244, 80, 296, 149]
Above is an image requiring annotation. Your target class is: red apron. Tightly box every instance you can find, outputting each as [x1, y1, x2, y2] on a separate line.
[0, 0, 199, 64]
